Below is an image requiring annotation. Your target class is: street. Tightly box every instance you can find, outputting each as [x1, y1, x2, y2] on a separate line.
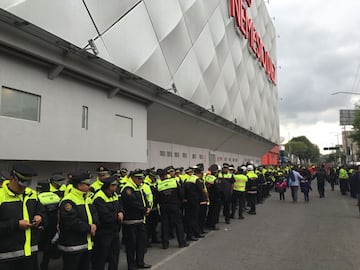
[50, 184, 360, 270]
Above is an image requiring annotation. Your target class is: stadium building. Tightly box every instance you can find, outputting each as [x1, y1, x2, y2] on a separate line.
[0, 0, 279, 178]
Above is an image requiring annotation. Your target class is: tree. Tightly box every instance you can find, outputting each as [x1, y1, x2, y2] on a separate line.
[285, 136, 320, 163]
[349, 104, 360, 157]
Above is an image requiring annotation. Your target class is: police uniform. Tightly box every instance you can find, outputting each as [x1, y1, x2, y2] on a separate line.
[231, 167, 248, 219]
[0, 164, 45, 270]
[218, 163, 235, 224]
[121, 170, 151, 270]
[157, 169, 188, 249]
[205, 165, 222, 230]
[38, 174, 65, 270]
[142, 170, 160, 245]
[246, 165, 259, 214]
[58, 172, 99, 270]
[92, 176, 124, 270]
[90, 166, 110, 194]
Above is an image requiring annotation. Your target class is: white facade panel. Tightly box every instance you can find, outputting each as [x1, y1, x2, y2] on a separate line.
[84, 0, 140, 34]
[0, 54, 147, 162]
[1, 0, 98, 48]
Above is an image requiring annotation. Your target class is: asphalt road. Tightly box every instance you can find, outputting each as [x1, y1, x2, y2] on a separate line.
[49, 184, 360, 270]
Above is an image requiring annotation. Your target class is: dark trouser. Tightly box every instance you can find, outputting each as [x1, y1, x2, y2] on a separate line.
[247, 193, 257, 213]
[0, 255, 38, 270]
[290, 186, 299, 202]
[317, 181, 325, 197]
[279, 191, 285, 200]
[160, 205, 186, 246]
[63, 250, 90, 270]
[39, 212, 58, 270]
[206, 197, 221, 228]
[220, 192, 231, 222]
[329, 178, 335, 191]
[340, 178, 349, 195]
[146, 209, 160, 243]
[92, 231, 120, 270]
[198, 204, 208, 234]
[231, 191, 245, 217]
[184, 202, 200, 239]
[123, 222, 147, 270]
[303, 192, 309, 202]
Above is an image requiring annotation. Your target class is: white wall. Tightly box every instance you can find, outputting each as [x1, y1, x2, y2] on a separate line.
[0, 54, 147, 162]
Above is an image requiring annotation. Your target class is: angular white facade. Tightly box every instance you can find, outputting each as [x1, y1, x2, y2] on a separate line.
[0, 0, 279, 173]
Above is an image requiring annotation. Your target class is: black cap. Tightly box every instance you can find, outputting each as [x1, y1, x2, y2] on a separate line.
[102, 175, 118, 185]
[196, 163, 204, 170]
[71, 172, 92, 185]
[50, 174, 66, 182]
[130, 169, 145, 179]
[164, 166, 175, 173]
[120, 168, 128, 174]
[12, 164, 37, 181]
[0, 170, 10, 181]
[209, 164, 219, 173]
[185, 167, 193, 173]
[96, 166, 109, 174]
[156, 168, 167, 177]
[222, 163, 230, 168]
[194, 167, 203, 174]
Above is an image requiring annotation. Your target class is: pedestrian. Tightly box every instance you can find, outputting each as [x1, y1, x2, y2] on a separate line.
[121, 169, 151, 270]
[352, 165, 360, 215]
[275, 174, 287, 201]
[90, 166, 110, 194]
[0, 164, 45, 270]
[300, 179, 312, 202]
[288, 167, 304, 203]
[311, 165, 329, 198]
[58, 171, 98, 270]
[339, 165, 349, 195]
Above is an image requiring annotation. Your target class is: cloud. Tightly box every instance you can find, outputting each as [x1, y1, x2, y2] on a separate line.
[267, 0, 360, 152]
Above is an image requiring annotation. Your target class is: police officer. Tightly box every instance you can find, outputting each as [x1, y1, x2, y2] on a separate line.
[157, 168, 188, 249]
[90, 166, 110, 194]
[92, 175, 124, 270]
[231, 166, 248, 219]
[246, 165, 259, 214]
[184, 167, 206, 241]
[58, 171, 98, 270]
[205, 164, 222, 230]
[0, 164, 45, 270]
[218, 163, 235, 224]
[142, 169, 160, 246]
[38, 175, 65, 270]
[121, 169, 151, 270]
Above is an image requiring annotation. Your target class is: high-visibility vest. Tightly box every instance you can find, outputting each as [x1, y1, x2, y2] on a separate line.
[233, 174, 248, 192]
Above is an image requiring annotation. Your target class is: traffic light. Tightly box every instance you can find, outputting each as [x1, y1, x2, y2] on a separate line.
[323, 147, 329, 150]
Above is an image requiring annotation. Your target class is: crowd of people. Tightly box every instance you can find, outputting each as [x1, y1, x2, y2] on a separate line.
[1, 162, 360, 270]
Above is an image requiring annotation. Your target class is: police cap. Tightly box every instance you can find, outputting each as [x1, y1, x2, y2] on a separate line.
[12, 164, 37, 181]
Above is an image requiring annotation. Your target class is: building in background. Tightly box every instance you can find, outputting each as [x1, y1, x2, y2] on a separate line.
[0, 0, 279, 178]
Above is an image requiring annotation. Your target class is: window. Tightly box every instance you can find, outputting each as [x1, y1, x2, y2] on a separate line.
[199, 154, 205, 159]
[160, 151, 166, 157]
[192, 153, 197, 159]
[115, 114, 133, 137]
[82, 106, 88, 130]
[0, 86, 41, 121]
[167, 151, 172, 157]
[182, 153, 187, 158]
[174, 152, 180, 158]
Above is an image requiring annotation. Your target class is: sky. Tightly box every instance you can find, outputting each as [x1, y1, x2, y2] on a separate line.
[266, 0, 360, 154]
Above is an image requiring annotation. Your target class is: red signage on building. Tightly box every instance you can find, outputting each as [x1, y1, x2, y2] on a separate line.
[229, 0, 277, 85]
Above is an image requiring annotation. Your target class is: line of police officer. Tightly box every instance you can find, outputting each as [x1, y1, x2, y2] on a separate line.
[0, 162, 283, 270]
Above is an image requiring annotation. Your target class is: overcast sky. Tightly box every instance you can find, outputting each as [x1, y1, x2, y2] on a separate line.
[266, 0, 360, 154]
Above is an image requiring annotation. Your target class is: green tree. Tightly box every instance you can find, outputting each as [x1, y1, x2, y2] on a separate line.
[349, 105, 360, 157]
[285, 136, 320, 162]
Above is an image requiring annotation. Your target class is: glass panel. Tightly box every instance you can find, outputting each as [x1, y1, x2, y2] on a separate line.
[82, 106, 88, 129]
[0, 87, 40, 121]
